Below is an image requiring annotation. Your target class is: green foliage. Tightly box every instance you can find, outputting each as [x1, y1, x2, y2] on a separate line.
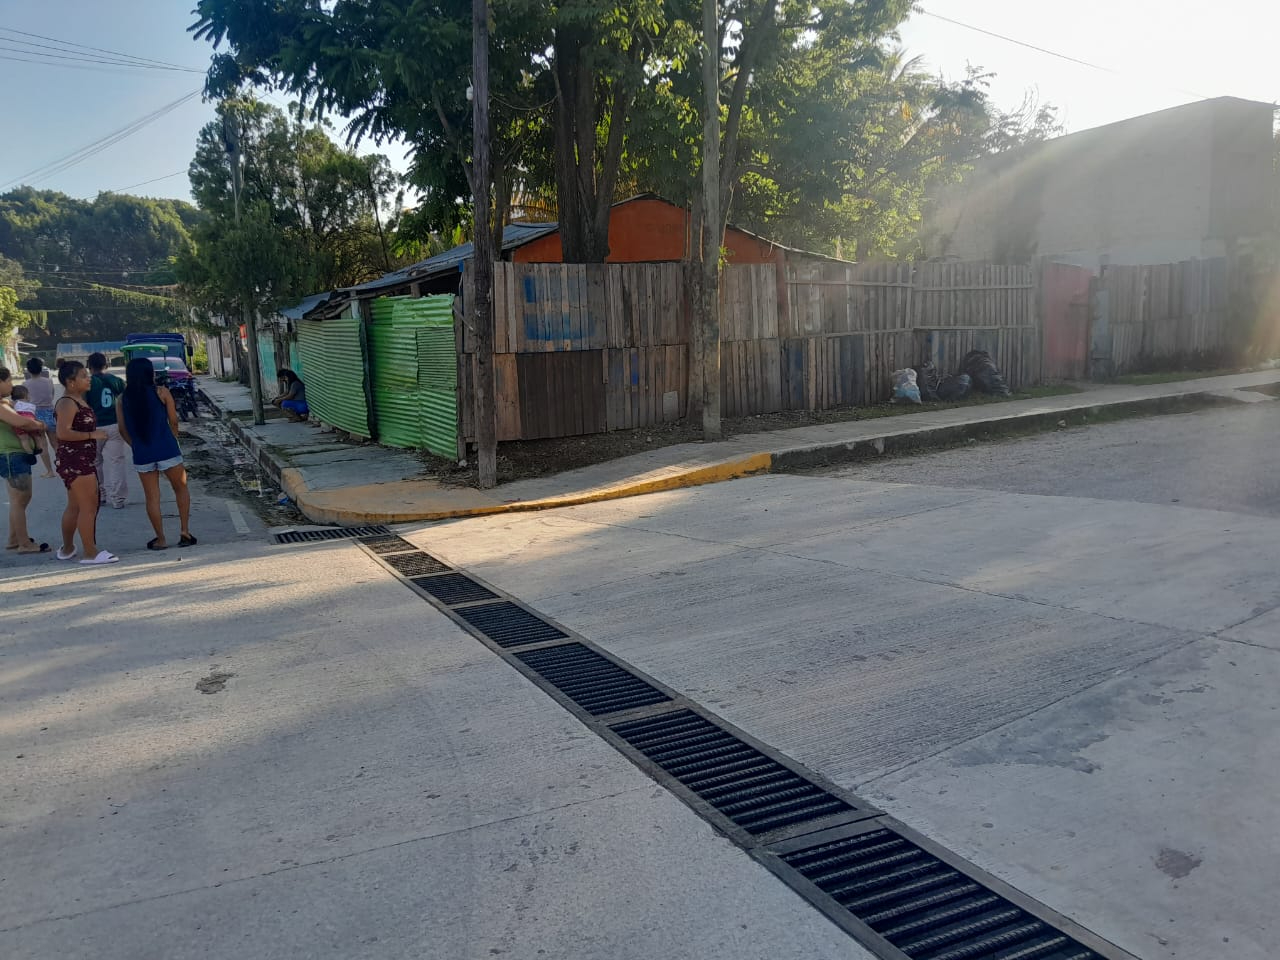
[177, 98, 399, 320]
[0, 191, 194, 350]
[189, 0, 1061, 264]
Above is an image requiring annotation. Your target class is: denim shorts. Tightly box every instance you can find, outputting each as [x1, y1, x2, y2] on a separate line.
[0, 450, 33, 485]
[35, 409, 56, 431]
[134, 454, 184, 474]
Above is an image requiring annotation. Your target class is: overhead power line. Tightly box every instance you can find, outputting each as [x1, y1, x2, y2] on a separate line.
[0, 90, 201, 190]
[0, 52, 181, 75]
[101, 170, 190, 195]
[0, 27, 204, 73]
[918, 9, 1211, 100]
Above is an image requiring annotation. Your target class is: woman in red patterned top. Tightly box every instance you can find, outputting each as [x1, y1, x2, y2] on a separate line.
[54, 361, 116, 565]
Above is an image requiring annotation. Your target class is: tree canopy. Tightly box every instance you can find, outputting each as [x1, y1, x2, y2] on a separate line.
[175, 99, 400, 323]
[189, 0, 1058, 264]
[0, 189, 197, 351]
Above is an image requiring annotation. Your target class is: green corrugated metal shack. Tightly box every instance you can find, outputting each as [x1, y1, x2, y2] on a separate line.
[296, 304, 373, 438]
[368, 295, 457, 457]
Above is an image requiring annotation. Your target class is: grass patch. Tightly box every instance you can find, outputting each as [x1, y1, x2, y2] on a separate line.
[1112, 368, 1238, 386]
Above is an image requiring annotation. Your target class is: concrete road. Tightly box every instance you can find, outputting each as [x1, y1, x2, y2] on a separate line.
[831, 401, 1280, 517]
[5, 404, 1278, 960]
[399, 406, 1280, 960]
[2, 423, 872, 959]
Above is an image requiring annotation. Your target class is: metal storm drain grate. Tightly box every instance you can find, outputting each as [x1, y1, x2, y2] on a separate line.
[383, 551, 452, 577]
[610, 710, 857, 836]
[274, 525, 389, 544]
[357, 539, 1130, 960]
[514, 643, 671, 716]
[359, 535, 419, 555]
[455, 601, 568, 648]
[777, 827, 1106, 960]
[410, 572, 499, 605]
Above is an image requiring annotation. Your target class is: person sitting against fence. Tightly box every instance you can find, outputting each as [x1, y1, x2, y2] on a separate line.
[272, 369, 309, 422]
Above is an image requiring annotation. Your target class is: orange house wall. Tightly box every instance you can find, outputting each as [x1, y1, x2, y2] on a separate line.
[510, 198, 785, 265]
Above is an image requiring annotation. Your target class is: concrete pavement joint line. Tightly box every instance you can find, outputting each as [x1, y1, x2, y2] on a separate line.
[853, 633, 1209, 791]
[1216, 599, 1280, 633]
[351, 540, 1132, 960]
[1218, 635, 1280, 653]
[0, 786, 654, 936]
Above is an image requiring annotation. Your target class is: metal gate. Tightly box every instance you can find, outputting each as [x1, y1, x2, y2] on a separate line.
[1040, 261, 1094, 380]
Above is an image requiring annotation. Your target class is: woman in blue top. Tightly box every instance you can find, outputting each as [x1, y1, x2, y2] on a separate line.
[116, 358, 196, 550]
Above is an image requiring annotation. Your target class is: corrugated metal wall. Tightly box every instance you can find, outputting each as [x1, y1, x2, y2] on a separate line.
[296, 311, 372, 437]
[369, 295, 457, 457]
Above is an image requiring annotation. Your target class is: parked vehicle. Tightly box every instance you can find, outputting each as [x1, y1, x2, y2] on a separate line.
[122, 335, 200, 421]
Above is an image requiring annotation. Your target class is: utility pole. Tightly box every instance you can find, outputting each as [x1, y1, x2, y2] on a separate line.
[472, 0, 498, 488]
[700, 0, 721, 440]
[225, 107, 266, 426]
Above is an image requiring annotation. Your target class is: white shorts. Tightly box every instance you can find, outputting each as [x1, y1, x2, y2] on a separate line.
[134, 455, 184, 473]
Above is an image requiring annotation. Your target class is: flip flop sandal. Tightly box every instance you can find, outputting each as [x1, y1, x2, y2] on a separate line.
[178, 534, 198, 548]
[17, 542, 51, 555]
[147, 538, 168, 551]
[79, 551, 119, 566]
[56, 547, 77, 561]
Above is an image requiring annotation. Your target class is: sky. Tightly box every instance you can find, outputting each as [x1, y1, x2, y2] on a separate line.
[0, 0, 1277, 205]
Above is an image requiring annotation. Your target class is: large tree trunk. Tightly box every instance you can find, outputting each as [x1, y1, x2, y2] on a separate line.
[551, 32, 631, 263]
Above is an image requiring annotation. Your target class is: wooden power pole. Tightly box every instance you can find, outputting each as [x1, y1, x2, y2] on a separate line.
[700, 0, 721, 440]
[472, 0, 498, 488]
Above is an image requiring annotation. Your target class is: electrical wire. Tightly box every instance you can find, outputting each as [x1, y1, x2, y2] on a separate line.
[0, 41, 203, 73]
[0, 90, 201, 190]
[0, 52, 177, 75]
[918, 10, 1211, 100]
[101, 170, 189, 194]
[0, 27, 204, 72]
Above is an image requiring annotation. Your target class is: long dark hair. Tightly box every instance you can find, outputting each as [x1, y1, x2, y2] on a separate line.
[277, 368, 300, 386]
[123, 357, 156, 435]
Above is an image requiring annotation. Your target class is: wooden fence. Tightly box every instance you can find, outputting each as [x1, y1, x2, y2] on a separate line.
[1094, 259, 1234, 374]
[460, 259, 1037, 443]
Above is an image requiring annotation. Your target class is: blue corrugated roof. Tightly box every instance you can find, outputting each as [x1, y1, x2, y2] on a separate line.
[347, 221, 560, 295]
[280, 292, 332, 320]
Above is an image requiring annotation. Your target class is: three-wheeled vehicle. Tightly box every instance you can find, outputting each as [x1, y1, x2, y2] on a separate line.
[122, 333, 200, 421]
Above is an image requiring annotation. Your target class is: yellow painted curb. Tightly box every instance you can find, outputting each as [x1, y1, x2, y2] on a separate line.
[287, 451, 775, 525]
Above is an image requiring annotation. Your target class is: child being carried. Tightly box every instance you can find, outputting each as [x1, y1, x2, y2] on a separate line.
[8, 384, 55, 478]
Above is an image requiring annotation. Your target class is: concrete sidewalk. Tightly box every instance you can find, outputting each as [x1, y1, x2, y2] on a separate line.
[199, 370, 1280, 525]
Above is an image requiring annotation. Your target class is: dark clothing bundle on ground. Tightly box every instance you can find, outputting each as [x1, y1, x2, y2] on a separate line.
[888, 351, 1008, 404]
[962, 349, 1011, 396]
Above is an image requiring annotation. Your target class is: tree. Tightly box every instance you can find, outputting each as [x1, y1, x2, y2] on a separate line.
[190, 0, 689, 263]
[0, 254, 37, 343]
[177, 98, 399, 325]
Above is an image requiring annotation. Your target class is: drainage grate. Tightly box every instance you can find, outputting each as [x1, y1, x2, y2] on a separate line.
[359, 540, 1129, 960]
[410, 572, 500, 605]
[514, 643, 671, 716]
[778, 827, 1105, 960]
[383, 551, 452, 577]
[274, 525, 389, 544]
[455, 601, 568, 648]
[611, 710, 857, 836]
[359, 535, 419, 555]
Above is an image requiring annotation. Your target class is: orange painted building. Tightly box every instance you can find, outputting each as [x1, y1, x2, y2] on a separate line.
[511, 195, 789, 266]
